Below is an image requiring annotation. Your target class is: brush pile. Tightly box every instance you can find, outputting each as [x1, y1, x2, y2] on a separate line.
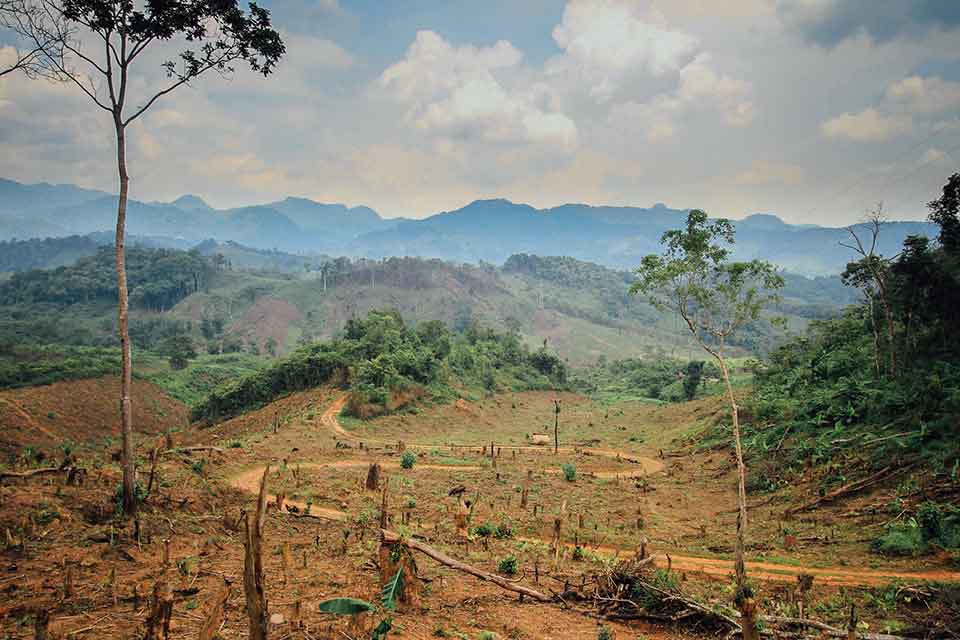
[558, 556, 740, 633]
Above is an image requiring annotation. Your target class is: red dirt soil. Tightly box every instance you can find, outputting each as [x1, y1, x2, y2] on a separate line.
[0, 376, 187, 456]
[227, 295, 303, 354]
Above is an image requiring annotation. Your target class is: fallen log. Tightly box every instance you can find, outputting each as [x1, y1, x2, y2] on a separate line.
[763, 615, 912, 640]
[0, 466, 84, 482]
[786, 467, 898, 516]
[160, 446, 224, 456]
[381, 529, 552, 602]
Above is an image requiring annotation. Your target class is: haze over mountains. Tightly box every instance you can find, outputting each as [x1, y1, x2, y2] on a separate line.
[0, 177, 935, 276]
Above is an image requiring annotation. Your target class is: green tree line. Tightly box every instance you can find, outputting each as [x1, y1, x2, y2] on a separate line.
[192, 309, 567, 423]
[744, 173, 960, 478]
[0, 246, 216, 311]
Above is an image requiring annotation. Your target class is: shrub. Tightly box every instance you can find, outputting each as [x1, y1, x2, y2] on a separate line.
[597, 626, 614, 640]
[400, 451, 417, 469]
[561, 462, 577, 482]
[497, 555, 518, 576]
[872, 522, 924, 556]
[916, 501, 960, 546]
[494, 522, 514, 539]
[113, 481, 147, 516]
[631, 568, 680, 608]
[472, 522, 495, 538]
[572, 545, 585, 561]
[873, 502, 960, 556]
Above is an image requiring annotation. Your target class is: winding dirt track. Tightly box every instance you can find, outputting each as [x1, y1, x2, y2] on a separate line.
[229, 394, 960, 587]
[321, 394, 664, 478]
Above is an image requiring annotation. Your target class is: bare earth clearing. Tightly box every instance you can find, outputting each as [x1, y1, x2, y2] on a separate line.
[1, 386, 957, 638]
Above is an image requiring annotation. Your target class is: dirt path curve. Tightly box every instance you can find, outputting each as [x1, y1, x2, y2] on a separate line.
[321, 393, 664, 477]
[228, 463, 960, 587]
[227, 394, 960, 588]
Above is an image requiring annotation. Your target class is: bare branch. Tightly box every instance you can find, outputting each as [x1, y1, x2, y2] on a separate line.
[123, 50, 236, 125]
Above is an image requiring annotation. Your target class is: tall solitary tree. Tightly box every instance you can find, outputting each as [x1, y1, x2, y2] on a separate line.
[631, 209, 783, 640]
[1, 0, 284, 515]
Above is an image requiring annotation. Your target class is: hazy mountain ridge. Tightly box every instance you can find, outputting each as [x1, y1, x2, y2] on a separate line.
[0, 178, 937, 276]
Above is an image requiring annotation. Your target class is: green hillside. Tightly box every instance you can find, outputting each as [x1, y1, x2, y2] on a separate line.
[0, 248, 858, 395]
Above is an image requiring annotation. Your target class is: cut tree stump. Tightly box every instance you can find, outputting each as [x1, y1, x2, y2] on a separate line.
[198, 581, 230, 640]
[243, 465, 270, 640]
[366, 463, 381, 491]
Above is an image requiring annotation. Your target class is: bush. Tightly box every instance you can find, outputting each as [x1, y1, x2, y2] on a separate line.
[497, 555, 518, 575]
[561, 462, 577, 482]
[873, 522, 925, 556]
[400, 451, 417, 469]
[113, 481, 147, 516]
[631, 568, 680, 609]
[472, 522, 495, 538]
[494, 522, 514, 539]
[873, 502, 960, 556]
[597, 626, 614, 640]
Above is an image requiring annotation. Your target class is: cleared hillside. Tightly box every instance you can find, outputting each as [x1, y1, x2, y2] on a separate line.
[0, 376, 187, 456]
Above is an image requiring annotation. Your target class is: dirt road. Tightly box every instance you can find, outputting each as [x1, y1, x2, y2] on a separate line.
[227, 394, 960, 588]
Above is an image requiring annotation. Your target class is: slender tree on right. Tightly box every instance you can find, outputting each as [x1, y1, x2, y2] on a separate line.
[631, 209, 784, 640]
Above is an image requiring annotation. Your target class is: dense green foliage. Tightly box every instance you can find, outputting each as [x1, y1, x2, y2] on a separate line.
[0, 235, 103, 272]
[0, 344, 121, 388]
[873, 501, 960, 556]
[0, 246, 215, 311]
[570, 356, 726, 403]
[743, 175, 960, 482]
[192, 309, 568, 423]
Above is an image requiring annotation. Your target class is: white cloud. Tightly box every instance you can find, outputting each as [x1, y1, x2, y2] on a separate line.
[379, 30, 578, 151]
[922, 147, 951, 164]
[735, 160, 805, 186]
[607, 53, 754, 142]
[821, 108, 912, 141]
[548, 0, 697, 100]
[885, 75, 960, 114]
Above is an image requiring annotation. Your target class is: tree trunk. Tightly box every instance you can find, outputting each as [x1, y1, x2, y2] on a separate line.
[554, 400, 560, 455]
[243, 465, 270, 640]
[867, 296, 881, 376]
[873, 274, 896, 376]
[716, 355, 757, 640]
[114, 117, 136, 518]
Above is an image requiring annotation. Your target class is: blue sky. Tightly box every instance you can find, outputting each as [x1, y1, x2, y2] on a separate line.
[1, 0, 958, 224]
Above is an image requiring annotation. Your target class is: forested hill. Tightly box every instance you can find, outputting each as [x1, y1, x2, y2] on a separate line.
[0, 243, 859, 378]
[0, 246, 215, 311]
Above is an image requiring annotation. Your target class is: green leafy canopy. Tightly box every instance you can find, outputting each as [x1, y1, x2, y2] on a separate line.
[630, 209, 785, 353]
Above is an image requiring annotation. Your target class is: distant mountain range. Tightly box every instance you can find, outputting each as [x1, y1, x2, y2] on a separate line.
[0, 177, 936, 276]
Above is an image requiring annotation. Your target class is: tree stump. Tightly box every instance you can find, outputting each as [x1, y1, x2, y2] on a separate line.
[378, 537, 421, 610]
[365, 463, 381, 491]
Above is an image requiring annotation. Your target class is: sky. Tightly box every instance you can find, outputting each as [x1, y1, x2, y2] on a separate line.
[1, 0, 959, 224]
